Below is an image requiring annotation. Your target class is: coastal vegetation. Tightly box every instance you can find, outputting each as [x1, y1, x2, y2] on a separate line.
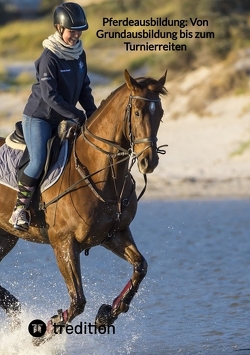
[0, 1, 250, 157]
[0, 0, 249, 120]
[0, 0, 249, 79]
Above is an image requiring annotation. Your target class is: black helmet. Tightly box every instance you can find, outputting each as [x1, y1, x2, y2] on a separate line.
[54, 3, 88, 31]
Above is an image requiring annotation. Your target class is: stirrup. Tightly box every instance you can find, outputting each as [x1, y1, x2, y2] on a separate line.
[9, 208, 31, 231]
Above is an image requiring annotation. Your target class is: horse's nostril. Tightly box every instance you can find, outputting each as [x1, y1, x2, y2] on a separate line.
[140, 158, 148, 170]
[138, 153, 159, 174]
[139, 157, 155, 174]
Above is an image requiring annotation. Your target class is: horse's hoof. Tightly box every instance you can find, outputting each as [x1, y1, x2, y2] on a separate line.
[32, 309, 68, 346]
[32, 333, 53, 347]
[31, 319, 54, 346]
[95, 304, 117, 327]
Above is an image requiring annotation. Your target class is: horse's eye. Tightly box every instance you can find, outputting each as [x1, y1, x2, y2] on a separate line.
[135, 111, 140, 117]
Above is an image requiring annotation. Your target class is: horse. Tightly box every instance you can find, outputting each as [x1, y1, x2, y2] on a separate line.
[0, 69, 167, 343]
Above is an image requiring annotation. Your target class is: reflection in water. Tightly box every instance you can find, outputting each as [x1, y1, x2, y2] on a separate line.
[0, 199, 250, 355]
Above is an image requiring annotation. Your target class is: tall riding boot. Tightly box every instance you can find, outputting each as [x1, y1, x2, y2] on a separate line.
[9, 175, 38, 231]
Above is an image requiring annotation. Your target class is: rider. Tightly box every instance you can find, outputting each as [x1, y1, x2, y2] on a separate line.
[9, 2, 97, 231]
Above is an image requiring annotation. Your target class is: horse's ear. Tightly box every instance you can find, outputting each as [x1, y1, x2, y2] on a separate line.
[158, 69, 168, 86]
[124, 69, 140, 91]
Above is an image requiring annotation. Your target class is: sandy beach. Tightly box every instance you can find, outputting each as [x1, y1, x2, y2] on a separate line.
[133, 67, 250, 199]
[0, 65, 250, 200]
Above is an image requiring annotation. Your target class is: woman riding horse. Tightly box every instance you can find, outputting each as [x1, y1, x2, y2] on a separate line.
[0, 61, 167, 345]
[9, 2, 96, 231]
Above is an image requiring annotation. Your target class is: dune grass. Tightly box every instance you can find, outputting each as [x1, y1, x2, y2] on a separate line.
[0, 0, 249, 87]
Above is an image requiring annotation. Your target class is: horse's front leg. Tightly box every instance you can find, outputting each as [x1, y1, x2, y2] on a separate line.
[96, 227, 147, 326]
[52, 237, 86, 322]
[35, 236, 86, 345]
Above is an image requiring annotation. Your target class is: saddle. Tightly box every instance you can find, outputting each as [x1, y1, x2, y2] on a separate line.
[8, 121, 25, 145]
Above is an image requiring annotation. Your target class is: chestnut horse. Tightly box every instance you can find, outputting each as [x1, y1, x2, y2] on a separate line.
[0, 69, 167, 343]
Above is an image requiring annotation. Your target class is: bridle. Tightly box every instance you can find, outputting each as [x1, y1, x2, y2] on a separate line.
[83, 94, 164, 160]
[40, 93, 167, 212]
[78, 93, 167, 202]
[124, 94, 161, 156]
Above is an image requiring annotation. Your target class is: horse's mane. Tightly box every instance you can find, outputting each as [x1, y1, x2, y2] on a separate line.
[98, 75, 167, 109]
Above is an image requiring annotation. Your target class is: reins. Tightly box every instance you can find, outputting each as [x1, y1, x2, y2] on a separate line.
[40, 92, 167, 211]
[39, 134, 133, 210]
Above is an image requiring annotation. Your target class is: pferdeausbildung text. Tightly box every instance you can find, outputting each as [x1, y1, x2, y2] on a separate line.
[53, 322, 115, 335]
[96, 17, 215, 52]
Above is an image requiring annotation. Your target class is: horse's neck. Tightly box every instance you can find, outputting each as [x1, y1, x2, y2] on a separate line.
[74, 88, 130, 190]
[86, 86, 129, 153]
[89, 86, 128, 142]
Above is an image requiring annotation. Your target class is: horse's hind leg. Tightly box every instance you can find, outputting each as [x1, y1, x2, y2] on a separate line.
[0, 229, 21, 324]
[0, 229, 18, 263]
[96, 227, 147, 326]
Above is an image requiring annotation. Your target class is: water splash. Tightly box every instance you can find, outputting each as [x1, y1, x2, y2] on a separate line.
[0, 309, 67, 355]
[0, 300, 145, 355]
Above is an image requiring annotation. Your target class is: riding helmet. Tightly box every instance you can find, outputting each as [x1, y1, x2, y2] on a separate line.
[54, 2, 88, 31]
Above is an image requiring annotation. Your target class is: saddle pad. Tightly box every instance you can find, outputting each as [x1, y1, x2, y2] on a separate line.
[0, 140, 68, 193]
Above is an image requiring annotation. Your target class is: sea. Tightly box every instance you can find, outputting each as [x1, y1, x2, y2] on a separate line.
[0, 199, 250, 355]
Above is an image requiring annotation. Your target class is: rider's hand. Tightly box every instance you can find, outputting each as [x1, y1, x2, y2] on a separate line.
[77, 111, 87, 125]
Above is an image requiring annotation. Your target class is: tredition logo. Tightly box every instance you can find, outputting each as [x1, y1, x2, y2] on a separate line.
[28, 319, 46, 337]
[28, 319, 115, 338]
[53, 322, 115, 335]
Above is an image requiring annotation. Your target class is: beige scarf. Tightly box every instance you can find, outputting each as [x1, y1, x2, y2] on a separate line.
[42, 32, 83, 60]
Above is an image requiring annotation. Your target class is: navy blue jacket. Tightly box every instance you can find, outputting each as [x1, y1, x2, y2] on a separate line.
[23, 48, 96, 125]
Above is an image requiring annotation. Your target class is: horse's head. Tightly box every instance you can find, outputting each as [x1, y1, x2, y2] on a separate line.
[124, 69, 167, 174]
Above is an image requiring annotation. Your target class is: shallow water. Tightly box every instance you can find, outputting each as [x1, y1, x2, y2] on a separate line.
[1, 199, 250, 355]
